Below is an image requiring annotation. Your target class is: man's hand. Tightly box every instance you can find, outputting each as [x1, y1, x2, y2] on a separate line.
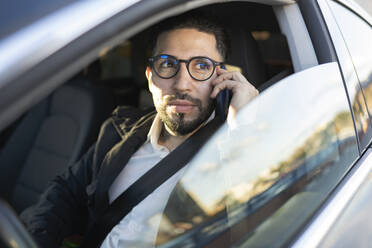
[211, 66, 259, 113]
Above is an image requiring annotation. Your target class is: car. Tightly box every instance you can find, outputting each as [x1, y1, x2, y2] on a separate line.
[0, 0, 371, 247]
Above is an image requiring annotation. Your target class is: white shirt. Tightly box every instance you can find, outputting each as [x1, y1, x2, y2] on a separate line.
[99, 103, 257, 247]
[100, 114, 186, 248]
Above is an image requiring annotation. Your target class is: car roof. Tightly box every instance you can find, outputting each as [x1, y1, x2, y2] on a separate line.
[0, 0, 78, 40]
[0, 0, 295, 41]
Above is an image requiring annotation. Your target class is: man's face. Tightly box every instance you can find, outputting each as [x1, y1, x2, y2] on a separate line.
[146, 28, 223, 136]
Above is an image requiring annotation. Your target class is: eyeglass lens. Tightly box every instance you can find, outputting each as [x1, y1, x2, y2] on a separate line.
[153, 56, 215, 81]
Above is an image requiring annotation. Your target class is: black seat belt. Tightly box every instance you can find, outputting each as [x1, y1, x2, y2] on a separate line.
[81, 117, 222, 247]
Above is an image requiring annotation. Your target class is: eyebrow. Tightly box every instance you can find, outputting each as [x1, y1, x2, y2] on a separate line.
[155, 53, 217, 61]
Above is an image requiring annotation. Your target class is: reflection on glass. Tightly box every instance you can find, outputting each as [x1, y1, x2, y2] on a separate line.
[329, 1, 372, 149]
[154, 64, 358, 248]
[352, 89, 371, 148]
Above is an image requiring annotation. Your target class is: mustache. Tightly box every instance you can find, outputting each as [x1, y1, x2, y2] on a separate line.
[165, 92, 202, 110]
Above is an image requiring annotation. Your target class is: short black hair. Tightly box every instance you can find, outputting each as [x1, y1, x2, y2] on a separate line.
[149, 12, 230, 60]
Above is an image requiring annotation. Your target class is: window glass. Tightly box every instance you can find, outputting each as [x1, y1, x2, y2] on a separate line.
[329, 1, 372, 145]
[154, 63, 358, 247]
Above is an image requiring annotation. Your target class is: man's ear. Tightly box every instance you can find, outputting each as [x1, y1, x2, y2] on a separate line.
[145, 66, 152, 81]
[146, 66, 155, 93]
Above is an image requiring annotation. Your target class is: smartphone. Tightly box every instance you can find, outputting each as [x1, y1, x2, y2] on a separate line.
[215, 64, 231, 122]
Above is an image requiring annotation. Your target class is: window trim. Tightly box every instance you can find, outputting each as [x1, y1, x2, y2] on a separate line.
[273, 3, 319, 72]
[326, 0, 372, 152]
[298, 0, 338, 64]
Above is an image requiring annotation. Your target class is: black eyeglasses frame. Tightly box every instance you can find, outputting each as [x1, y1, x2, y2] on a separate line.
[148, 54, 224, 81]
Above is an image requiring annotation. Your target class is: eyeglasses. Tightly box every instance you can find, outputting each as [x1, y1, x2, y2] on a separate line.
[148, 54, 224, 81]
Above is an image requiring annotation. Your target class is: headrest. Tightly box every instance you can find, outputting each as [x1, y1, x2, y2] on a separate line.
[225, 27, 266, 88]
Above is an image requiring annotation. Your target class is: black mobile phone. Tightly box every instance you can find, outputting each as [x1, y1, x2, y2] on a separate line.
[215, 64, 231, 122]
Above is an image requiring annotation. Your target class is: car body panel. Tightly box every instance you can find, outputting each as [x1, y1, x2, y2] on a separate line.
[318, 152, 372, 247]
[291, 148, 372, 248]
[0, 0, 77, 40]
[0, 0, 141, 85]
[336, 0, 372, 24]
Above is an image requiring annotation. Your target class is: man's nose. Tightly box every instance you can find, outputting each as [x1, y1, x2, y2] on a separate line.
[174, 64, 193, 92]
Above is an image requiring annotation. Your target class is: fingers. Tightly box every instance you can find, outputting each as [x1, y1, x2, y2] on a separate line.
[210, 79, 258, 99]
[211, 66, 259, 112]
[213, 68, 242, 85]
[210, 80, 238, 98]
[211, 67, 254, 98]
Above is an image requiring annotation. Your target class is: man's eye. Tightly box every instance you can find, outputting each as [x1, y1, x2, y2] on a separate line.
[195, 62, 210, 70]
[160, 60, 176, 68]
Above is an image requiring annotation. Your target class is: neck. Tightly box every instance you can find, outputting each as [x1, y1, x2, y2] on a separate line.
[158, 117, 210, 151]
[158, 125, 190, 151]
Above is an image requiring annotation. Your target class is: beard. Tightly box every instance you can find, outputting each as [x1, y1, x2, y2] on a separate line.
[156, 92, 214, 136]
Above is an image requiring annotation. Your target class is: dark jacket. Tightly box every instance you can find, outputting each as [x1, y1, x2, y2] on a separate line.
[21, 106, 156, 248]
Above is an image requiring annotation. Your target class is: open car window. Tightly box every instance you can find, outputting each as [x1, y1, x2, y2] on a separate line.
[0, 1, 297, 212]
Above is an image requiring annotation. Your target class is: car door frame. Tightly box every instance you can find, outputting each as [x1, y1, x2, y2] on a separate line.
[291, 0, 372, 246]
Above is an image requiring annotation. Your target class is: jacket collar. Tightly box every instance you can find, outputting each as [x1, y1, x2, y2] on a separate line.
[94, 111, 156, 216]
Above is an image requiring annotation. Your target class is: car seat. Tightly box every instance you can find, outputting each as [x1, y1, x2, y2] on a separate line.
[0, 77, 115, 212]
[225, 26, 267, 88]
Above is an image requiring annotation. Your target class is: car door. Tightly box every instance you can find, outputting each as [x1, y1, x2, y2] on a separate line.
[146, 1, 365, 247]
[291, 1, 372, 247]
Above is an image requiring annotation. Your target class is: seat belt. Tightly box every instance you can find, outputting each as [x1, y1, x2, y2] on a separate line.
[81, 117, 222, 247]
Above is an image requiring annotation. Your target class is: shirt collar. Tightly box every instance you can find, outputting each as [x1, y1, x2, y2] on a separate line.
[147, 114, 163, 150]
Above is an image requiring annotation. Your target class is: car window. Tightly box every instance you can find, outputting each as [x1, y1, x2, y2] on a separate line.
[152, 63, 358, 248]
[318, 0, 372, 151]
[328, 0, 372, 146]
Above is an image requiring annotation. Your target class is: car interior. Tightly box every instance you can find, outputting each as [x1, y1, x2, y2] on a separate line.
[0, 1, 293, 220]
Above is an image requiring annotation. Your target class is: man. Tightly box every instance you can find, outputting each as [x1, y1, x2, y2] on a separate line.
[21, 13, 258, 247]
